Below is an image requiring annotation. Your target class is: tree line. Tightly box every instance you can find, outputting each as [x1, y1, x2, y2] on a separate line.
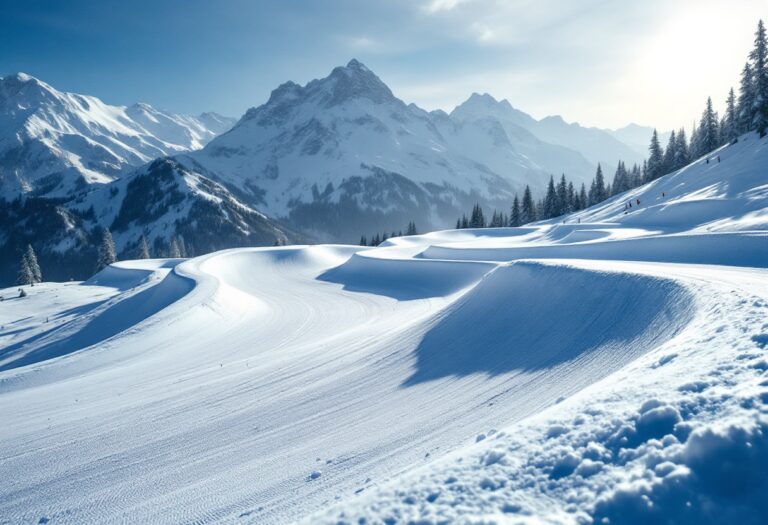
[360, 221, 418, 246]
[456, 19, 768, 229]
[15, 229, 191, 291]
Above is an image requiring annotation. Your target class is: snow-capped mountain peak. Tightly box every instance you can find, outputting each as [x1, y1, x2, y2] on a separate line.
[0, 73, 236, 198]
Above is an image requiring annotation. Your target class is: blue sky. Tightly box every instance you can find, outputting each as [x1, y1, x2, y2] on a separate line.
[1, 0, 763, 129]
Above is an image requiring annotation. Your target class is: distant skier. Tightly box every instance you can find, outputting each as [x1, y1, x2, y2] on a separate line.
[706, 158, 710, 164]
[717, 155, 721, 163]
[662, 192, 665, 197]
[636, 199, 640, 205]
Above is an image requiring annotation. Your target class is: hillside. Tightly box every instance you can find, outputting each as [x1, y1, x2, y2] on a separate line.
[0, 72, 235, 198]
[0, 131, 765, 523]
[183, 60, 647, 241]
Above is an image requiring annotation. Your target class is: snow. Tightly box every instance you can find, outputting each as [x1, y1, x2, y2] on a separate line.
[0, 72, 236, 198]
[0, 133, 766, 524]
[184, 60, 643, 223]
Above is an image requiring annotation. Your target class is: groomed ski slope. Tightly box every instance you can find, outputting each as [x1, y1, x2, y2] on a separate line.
[0, 133, 766, 524]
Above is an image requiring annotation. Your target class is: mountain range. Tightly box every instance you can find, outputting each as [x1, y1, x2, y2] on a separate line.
[0, 61, 660, 283]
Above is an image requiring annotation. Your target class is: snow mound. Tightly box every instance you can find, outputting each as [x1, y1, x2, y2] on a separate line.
[1, 132, 767, 523]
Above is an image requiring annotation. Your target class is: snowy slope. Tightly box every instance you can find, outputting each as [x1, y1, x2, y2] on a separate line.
[0, 134, 765, 524]
[566, 131, 768, 232]
[0, 73, 235, 197]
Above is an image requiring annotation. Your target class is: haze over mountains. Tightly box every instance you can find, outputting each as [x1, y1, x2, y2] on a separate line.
[0, 61, 661, 283]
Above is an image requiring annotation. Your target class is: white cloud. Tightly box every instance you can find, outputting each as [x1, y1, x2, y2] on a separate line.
[423, 0, 471, 14]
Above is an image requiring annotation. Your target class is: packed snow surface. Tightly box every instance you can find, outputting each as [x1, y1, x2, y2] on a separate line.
[0, 134, 766, 524]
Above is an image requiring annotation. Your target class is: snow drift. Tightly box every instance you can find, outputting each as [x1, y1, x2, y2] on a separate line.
[0, 132, 766, 524]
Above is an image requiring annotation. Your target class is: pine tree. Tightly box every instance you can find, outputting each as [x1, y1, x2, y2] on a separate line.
[611, 161, 630, 195]
[25, 244, 42, 283]
[589, 164, 607, 205]
[177, 236, 188, 258]
[138, 235, 151, 259]
[469, 203, 486, 228]
[96, 228, 117, 271]
[647, 129, 664, 181]
[698, 97, 720, 155]
[17, 252, 33, 286]
[673, 128, 690, 169]
[510, 194, 521, 227]
[521, 186, 536, 224]
[169, 237, 182, 258]
[460, 215, 469, 229]
[406, 221, 417, 236]
[737, 62, 756, 134]
[360, 235, 367, 246]
[662, 131, 677, 174]
[750, 20, 768, 136]
[577, 183, 588, 210]
[543, 176, 558, 218]
[721, 88, 737, 144]
[556, 174, 568, 215]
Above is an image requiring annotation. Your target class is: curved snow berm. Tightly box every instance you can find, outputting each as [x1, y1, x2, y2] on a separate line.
[0, 259, 192, 374]
[420, 230, 768, 267]
[401, 261, 692, 385]
[0, 241, 698, 525]
[0, 133, 766, 524]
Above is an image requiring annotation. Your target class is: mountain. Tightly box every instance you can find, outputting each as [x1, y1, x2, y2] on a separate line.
[182, 60, 606, 242]
[446, 93, 595, 182]
[606, 123, 672, 158]
[0, 63, 655, 278]
[0, 72, 236, 198]
[0, 158, 302, 285]
[451, 93, 646, 170]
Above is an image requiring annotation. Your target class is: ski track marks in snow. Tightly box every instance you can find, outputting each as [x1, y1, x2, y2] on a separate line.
[1, 131, 767, 523]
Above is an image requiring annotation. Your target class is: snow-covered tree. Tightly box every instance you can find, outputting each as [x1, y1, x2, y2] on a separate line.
[737, 62, 755, 134]
[577, 183, 588, 211]
[169, 237, 182, 258]
[750, 20, 768, 136]
[17, 252, 33, 286]
[138, 235, 151, 259]
[96, 228, 117, 271]
[25, 244, 42, 283]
